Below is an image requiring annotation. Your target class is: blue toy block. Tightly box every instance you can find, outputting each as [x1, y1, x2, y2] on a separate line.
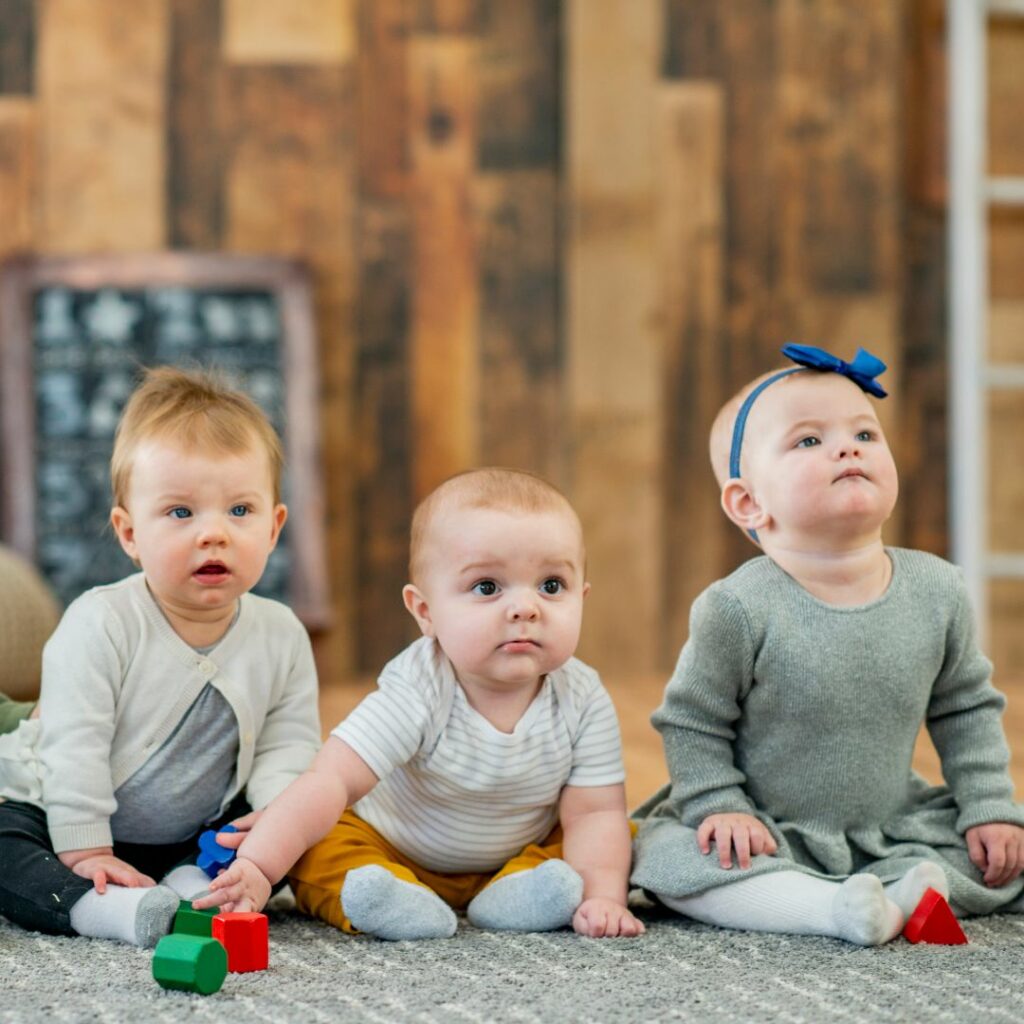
[197, 823, 238, 878]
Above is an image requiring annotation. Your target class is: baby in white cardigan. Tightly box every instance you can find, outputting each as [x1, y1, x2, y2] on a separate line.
[0, 367, 320, 946]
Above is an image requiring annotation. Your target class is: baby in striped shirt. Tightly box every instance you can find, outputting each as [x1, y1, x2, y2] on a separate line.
[197, 468, 643, 940]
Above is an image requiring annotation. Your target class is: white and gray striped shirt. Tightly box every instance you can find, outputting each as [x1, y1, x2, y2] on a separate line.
[334, 637, 625, 873]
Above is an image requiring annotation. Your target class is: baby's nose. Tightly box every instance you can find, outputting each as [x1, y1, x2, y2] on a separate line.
[508, 595, 539, 620]
[197, 518, 229, 544]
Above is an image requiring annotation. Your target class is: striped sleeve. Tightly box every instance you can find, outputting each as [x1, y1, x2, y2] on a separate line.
[331, 645, 435, 780]
[563, 667, 626, 788]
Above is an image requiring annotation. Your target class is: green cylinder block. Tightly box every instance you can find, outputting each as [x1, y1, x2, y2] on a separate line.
[152, 933, 228, 995]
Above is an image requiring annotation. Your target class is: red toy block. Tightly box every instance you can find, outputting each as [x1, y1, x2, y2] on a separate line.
[212, 912, 269, 972]
[902, 887, 968, 945]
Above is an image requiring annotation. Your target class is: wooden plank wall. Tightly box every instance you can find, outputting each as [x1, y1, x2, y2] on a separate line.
[987, 10, 1024, 674]
[1, 1, 1016, 680]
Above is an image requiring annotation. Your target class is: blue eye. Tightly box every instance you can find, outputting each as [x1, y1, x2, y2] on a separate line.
[540, 578, 564, 595]
[795, 437, 820, 449]
[855, 430, 874, 442]
[168, 507, 192, 520]
[229, 505, 250, 517]
[472, 580, 498, 597]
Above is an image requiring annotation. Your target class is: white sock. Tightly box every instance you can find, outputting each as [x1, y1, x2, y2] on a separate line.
[658, 870, 904, 946]
[69, 884, 179, 947]
[883, 861, 949, 917]
[161, 864, 214, 900]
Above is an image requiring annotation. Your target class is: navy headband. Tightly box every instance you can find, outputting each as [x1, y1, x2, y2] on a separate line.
[728, 343, 888, 540]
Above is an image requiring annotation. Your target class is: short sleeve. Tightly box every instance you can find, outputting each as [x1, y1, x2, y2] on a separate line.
[562, 669, 626, 788]
[332, 643, 439, 781]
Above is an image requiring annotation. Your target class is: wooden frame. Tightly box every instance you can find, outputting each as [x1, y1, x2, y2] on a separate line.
[0, 252, 330, 631]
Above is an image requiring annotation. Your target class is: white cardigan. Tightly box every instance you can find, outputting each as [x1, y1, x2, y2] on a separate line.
[22, 573, 321, 853]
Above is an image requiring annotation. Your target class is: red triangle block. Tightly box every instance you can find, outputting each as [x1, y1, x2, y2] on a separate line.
[902, 887, 968, 945]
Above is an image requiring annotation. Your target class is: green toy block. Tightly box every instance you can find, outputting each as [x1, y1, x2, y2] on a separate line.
[173, 899, 218, 937]
[152, 933, 228, 995]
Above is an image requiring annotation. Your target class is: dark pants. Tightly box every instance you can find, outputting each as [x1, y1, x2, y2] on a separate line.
[0, 797, 250, 936]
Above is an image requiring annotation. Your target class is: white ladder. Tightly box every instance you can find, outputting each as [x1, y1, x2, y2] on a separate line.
[949, 0, 1024, 642]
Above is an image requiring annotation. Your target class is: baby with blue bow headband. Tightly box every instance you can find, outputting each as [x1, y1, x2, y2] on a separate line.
[711, 343, 892, 545]
[630, 344, 1024, 946]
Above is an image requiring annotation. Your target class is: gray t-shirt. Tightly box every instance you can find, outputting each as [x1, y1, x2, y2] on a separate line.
[110, 636, 240, 844]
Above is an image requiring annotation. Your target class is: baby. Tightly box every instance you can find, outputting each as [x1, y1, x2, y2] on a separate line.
[631, 345, 1024, 944]
[196, 468, 644, 939]
[0, 367, 321, 946]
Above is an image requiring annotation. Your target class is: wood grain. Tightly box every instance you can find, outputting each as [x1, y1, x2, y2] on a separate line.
[475, 170, 562, 480]
[37, 0, 167, 251]
[357, 0, 412, 200]
[990, 301, 1024, 365]
[166, 0, 225, 248]
[566, 0, 662, 675]
[0, 99, 36, 256]
[477, 0, 559, 170]
[0, 0, 34, 96]
[412, 0, 479, 34]
[900, 0, 949, 556]
[356, 201, 418, 669]
[988, 390, 1024, 555]
[987, 14, 1024, 178]
[656, 82, 726, 660]
[223, 0, 355, 65]
[408, 36, 479, 501]
[354, 0, 417, 670]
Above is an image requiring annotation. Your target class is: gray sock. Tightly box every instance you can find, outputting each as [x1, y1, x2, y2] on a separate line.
[161, 864, 213, 900]
[69, 884, 179, 948]
[467, 860, 583, 932]
[341, 865, 456, 941]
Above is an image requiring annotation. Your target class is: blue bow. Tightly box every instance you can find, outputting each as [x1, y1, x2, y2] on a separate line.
[781, 343, 888, 398]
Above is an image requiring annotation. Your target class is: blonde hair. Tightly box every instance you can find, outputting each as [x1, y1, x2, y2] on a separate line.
[111, 366, 284, 507]
[409, 468, 580, 583]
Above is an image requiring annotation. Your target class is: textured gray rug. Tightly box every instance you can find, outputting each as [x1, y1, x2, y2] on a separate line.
[2, 904, 1023, 1023]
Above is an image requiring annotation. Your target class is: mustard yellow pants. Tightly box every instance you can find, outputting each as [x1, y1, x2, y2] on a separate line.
[288, 810, 565, 934]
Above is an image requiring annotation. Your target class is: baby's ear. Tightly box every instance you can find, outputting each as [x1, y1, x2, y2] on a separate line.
[110, 506, 137, 559]
[720, 479, 769, 535]
[402, 584, 434, 637]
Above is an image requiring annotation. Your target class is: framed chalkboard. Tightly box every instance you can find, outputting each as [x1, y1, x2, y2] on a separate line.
[0, 253, 330, 631]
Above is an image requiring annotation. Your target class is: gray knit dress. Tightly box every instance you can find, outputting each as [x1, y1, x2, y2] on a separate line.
[631, 549, 1024, 915]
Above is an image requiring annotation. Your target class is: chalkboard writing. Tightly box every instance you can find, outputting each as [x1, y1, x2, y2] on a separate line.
[1, 254, 329, 630]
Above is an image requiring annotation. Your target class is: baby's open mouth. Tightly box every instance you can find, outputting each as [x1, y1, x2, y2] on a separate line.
[195, 563, 228, 576]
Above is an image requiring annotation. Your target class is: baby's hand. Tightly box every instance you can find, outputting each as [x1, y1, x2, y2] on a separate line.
[572, 897, 645, 938]
[59, 849, 156, 893]
[697, 812, 778, 870]
[209, 810, 263, 852]
[966, 822, 1024, 887]
[192, 856, 271, 914]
